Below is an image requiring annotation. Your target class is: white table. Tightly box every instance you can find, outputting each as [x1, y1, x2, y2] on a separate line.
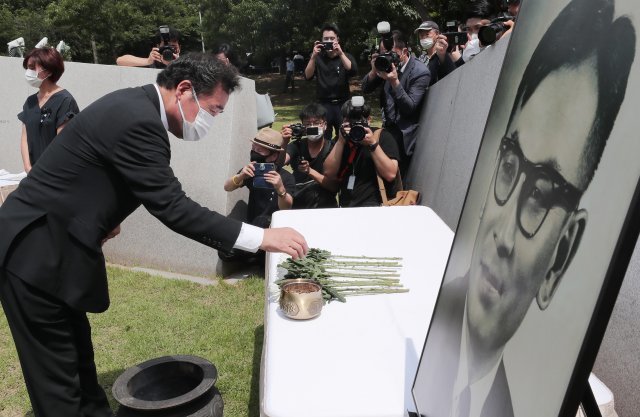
[260, 206, 454, 417]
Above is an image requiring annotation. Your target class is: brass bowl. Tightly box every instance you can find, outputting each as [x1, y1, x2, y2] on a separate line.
[279, 279, 324, 320]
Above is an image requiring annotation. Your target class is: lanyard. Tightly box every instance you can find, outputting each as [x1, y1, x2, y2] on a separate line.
[338, 141, 360, 181]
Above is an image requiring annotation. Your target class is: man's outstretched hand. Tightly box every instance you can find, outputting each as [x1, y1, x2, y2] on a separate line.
[261, 227, 309, 259]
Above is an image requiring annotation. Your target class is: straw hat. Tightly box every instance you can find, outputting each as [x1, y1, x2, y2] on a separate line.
[250, 127, 285, 152]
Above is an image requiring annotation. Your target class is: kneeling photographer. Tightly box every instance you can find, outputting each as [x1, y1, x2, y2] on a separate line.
[219, 128, 294, 265]
[282, 103, 338, 209]
[323, 97, 399, 207]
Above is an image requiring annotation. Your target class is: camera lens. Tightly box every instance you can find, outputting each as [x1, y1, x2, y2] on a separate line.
[349, 125, 367, 142]
[161, 47, 174, 61]
[374, 55, 392, 73]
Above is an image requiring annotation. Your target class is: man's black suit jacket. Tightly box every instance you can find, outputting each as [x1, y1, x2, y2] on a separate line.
[361, 56, 430, 156]
[418, 274, 514, 417]
[0, 84, 242, 313]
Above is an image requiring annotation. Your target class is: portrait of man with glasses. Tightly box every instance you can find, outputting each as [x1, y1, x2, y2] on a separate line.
[413, 0, 636, 416]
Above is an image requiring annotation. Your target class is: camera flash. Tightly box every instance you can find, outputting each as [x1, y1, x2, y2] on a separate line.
[351, 96, 365, 107]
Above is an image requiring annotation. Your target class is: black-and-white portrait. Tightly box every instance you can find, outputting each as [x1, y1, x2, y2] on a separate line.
[413, 0, 639, 416]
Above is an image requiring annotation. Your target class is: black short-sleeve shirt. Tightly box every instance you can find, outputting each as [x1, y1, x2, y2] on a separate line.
[338, 128, 400, 207]
[287, 138, 334, 183]
[242, 166, 295, 227]
[310, 52, 358, 101]
[18, 89, 79, 165]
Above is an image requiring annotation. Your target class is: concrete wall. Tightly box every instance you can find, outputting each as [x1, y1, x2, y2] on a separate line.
[405, 37, 638, 417]
[0, 57, 255, 277]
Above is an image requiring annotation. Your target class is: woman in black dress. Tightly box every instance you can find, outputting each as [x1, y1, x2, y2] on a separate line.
[18, 47, 79, 172]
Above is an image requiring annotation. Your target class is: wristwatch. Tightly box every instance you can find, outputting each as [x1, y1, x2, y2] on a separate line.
[368, 142, 379, 152]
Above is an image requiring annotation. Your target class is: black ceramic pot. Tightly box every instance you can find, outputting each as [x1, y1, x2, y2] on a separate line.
[112, 355, 223, 417]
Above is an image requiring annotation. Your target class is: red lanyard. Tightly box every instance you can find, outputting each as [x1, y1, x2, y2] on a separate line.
[338, 141, 359, 181]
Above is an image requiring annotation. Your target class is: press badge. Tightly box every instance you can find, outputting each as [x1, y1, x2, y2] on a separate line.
[347, 175, 356, 190]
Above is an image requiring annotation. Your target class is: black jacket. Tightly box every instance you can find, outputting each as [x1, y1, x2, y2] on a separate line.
[0, 84, 241, 313]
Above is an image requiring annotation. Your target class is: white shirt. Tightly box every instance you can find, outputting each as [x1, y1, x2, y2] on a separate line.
[153, 84, 263, 252]
[450, 297, 503, 417]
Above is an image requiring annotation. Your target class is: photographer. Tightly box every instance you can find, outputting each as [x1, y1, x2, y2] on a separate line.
[116, 26, 181, 68]
[415, 21, 456, 86]
[323, 97, 399, 207]
[282, 103, 338, 209]
[304, 23, 358, 140]
[220, 127, 294, 264]
[361, 28, 429, 177]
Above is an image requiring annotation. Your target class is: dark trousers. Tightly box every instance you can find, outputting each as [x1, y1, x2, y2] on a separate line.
[0, 268, 112, 417]
[283, 71, 295, 92]
[320, 100, 346, 140]
[384, 124, 412, 179]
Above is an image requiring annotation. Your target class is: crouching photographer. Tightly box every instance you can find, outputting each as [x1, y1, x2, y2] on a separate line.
[323, 97, 399, 207]
[218, 128, 294, 266]
[283, 103, 338, 209]
[116, 25, 181, 68]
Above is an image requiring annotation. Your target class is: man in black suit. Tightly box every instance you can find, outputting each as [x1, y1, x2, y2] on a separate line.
[0, 53, 308, 417]
[415, 0, 635, 416]
[361, 29, 430, 177]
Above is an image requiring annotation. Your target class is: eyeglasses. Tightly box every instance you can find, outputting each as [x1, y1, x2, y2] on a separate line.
[494, 135, 583, 238]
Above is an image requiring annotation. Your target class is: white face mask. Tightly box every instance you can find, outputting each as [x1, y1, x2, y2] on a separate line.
[462, 36, 482, 62]
[25, 69, 48, 88]
[177, 87, 216, 141]
[420, 37, 434, 50]
[307, 127, 324, 142]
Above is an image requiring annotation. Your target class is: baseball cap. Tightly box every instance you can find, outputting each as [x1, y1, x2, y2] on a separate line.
[250, 127, 285, 152]
[414, 21, 439, 33]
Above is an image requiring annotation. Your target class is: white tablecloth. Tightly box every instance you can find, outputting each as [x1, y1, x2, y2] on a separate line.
[261, 206, 454, 417]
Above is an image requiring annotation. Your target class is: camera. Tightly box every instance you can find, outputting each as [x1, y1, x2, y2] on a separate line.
[443, 32, 468, 52]
[342, 96, 369, 143]
[374, 51, 401, 73]
[158, 25, 176, 61]
[290, 123, 305, 139]
[320, 41, 334, 51]
[478, 16, 514, 46]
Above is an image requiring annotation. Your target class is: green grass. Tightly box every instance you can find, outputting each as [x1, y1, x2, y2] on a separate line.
[0, 266, 265, 417]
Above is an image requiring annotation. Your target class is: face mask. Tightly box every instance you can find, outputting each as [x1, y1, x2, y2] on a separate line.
[420, 38, 434, 50]
[462, 37, 482, 62]
[25, 69, 48, 88]
[307, 128, 324, 142]
[250, 150, 268, 163]
[177, 87, 216, 141]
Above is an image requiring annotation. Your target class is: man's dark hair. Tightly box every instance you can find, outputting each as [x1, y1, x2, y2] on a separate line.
[156, 53, 241, 95]
[508, 0, 635, 190]
[462, 0, 499, 21]
[321, 23, 340, 37]
[391, 30, 408, 50]
[341, 99, 372, 120]
[154, 26, 180, 45]
[214, 43, 237, 66]
[299, 103, 327, 122]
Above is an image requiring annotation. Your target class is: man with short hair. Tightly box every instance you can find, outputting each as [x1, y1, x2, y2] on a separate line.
[0, 53, 308, 417]
[283, 103, 338, 209]
[417, 0, 635, 416]
[323, 98, 400, 207]
[361, 30, 430, 177]
[116, 26, 181, 68]
[304, 23, 358, 140]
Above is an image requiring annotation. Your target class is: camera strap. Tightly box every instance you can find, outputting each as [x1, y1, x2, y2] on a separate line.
[338, 141, 359, 181]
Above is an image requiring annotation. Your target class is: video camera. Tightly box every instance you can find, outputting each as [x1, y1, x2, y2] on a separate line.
[373, 21, 401, 73]
[158, 25, 176, 61]
[478, 16, 514, 46]
[342, 96, 369, 143]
